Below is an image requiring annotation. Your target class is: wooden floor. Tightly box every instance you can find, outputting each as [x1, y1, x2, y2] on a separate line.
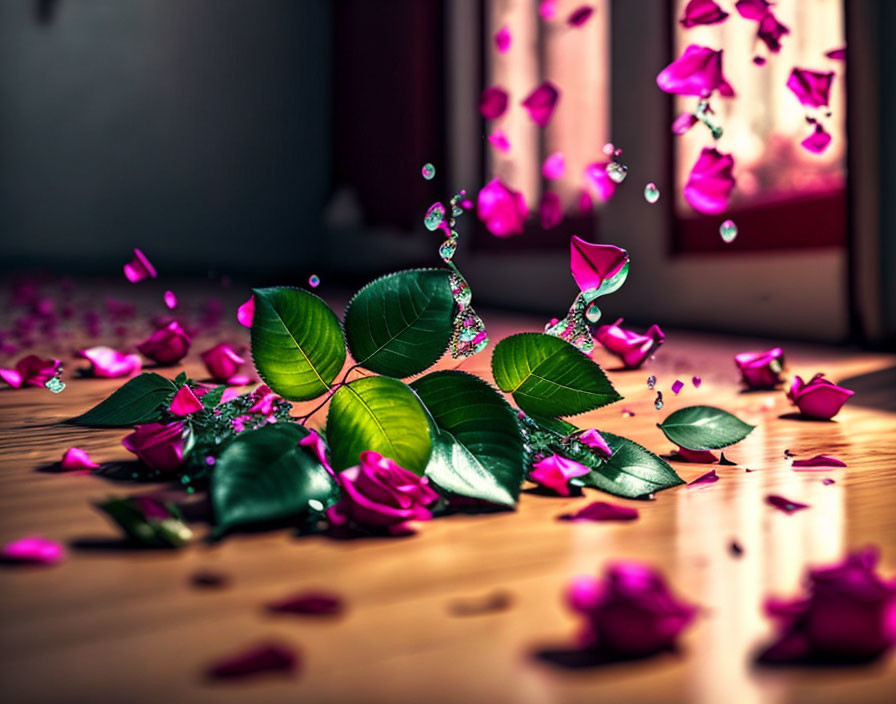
[1, 293, 895, 704]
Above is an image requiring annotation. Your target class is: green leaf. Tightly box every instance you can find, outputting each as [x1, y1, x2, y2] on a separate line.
[528, 414, 579, 437]
[201, 385, 226, 409]
[212, 423, 339, 535]
[576, 432, 684, 499]
[491, 333, 622, 417]
[70, 373, 177, 427]
[657, 405, 755, 450]
[250, 286, 346, 401]
[344, 269, 456, 378]
[412, 371, 525, 507]
[326, 376, 431, 474]
[96, 496, 193, 548]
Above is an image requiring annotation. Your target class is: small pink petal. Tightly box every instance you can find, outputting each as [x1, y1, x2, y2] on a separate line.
[542, 152, 565, 180]
[559, 501, 638, 522]
[298, 430, 333, 475]
[671, 380, 684, 395]
[672, 111, 699, 135]
[787, 68, 835, 108]
[766, 494, 810, 514]
[578, 429, 612, 458]
[123, 248, 157, 283]
[689, 469, 719, 487]
[801, 124, 832, 154]
[735, 0, 771, 21]
[61, 447, 99, 470]
[0, 368, 23, 388]
[521, 81, 560, 127]
[136, 321, 191, 365]
[792, 454, 847, 469]
[169, 385, 204, 416]
[163, 290, 177, 310]
[539, 191, 563, 230]
[683, 147, 736, 214]
[825, 47, 846, 61]
[657, 44, 735, 98]
[822, 478, 836, 485]
[584, 162, 618, 201]
[237, 295, 255, 328]
[787, 373, 854, 419]
[675, 447, 719, 463]
[200, 343, 245, 383]
[266, 591, 344, 616]
[494, 25, 511, 53]
[488, 129, 511, 152]
[567, 6, 594, 27]
[2, 536, 65, 565]
[477, 178, 529, 237]
[594, 318, 665, 369]
[206, 642, 298, 679]
[539, 0, 558, 20]
[220, 387, 243, 403]
[680, 0, 729, 28]
[569, 236, 628, 294]
[692, 376, 702, 388]
[77, 346, 142, 378]
[479, 86, 509, 120]
[757, 12, 789, 53]
[577, 189, 594, 214]
[530, 454, 590, 496]
[226, 374, 252, 386]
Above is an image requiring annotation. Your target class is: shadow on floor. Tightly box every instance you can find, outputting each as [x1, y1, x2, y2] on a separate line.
[836, 365, 896, 412]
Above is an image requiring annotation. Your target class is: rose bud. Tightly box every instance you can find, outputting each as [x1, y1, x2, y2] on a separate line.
[594, 318, 665, 369]
[200, 343, 246, 382]
[0, 354, 62, 388]
[734, 347, 785, 389]
[786, 373, 854, 420]
[121, 422, 187, 471]
[136, 320, 191, 365]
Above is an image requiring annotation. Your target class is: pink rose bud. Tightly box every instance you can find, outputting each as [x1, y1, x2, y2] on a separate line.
[200, 343, 246, 383]
[529, 454, 591, 496]
[326, 452, 439, 532]
[578, 429, 613, 459]
[786, 373, 853, 420]
[76, 346, 142, 378]
[594, 318, 665, 369]
[123, 248, 157, 283]
[567, 562, 697, 657]
[0, 354, 62, 389]
[122, 422, 186, 471]
[136, 320, 191, 365]
[734, 347, 785, 389]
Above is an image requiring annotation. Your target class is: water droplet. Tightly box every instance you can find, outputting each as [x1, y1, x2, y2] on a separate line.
[602, 142, 615, 156]
[654, 391, 664, 410]
[424, 202, 446, 231]
[643, 182, 660, 204]
[719, 219, 738, 243]
[449, 272, 471, 307]
[451, 310, 488, 358]
[452, 206, 463, 217]
[308, 274, 320, 288]
[605, 161, 628, 184]
[45, 376, 65, 393]
[421, 163, 436, 180]
[439, 238, 457, 261]
[584, 301, 601, 324]
[308, 499, 324, 512]
[647, 375, 656, 389]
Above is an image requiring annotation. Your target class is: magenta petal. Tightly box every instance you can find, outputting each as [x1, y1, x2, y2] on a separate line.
[578, 189, 594, 214]
[542, 152, 565, 180]
[578, 429, 612, 458]
[521, 81, 560, 127]
[688, 469, 719, 487]
[169, 385, 204, 416]
[735, 347, 784, 389]
[766, 494, 810, 514]
[567, 6, 594, 27]
[675, 447, 719, 463]
[569, 236, 628, 293]
[207, 642, 298, 679]
[594, 318, 665, 369]
[683, 147, 736, 214]
[477, 178, 529, 237]
[792, 454, 847, 469]
[657, 44, 734, 98]
[0, 368, 23, 388]
[825, 47, 846, 61]
[479, 86, 509, 120]
[672, 112, 699, 135]
[559, 501, 639, 522]
[494, 25, 511, 53]
[61, 447, 100, 470]
[801, 124, 832, 154]
[237, 295, 255, 328]
[123, 248, 157, 283]
[539, 191, 563, 230]
[787, 68, 835, 108]
[2, 536, 65, 565]
[539, 0, 558, 20]
[787, 373, 854, 419]
[266, 592, 344, 616]
[298, 430, 333, 475]
[757, 12, 789, 53]
[584, 162, 618, 201]
[735, 0, 771, 20]
[77, 346, 142, 378]
[163, 290, 178, 310]
[488, 129, 511, 152]
[680, 0, 729, 28]
[530, 454, 590, 496]
[137, 321, 191, 365]
[200, 343, 245, 383]
[671, 380, 684, 395]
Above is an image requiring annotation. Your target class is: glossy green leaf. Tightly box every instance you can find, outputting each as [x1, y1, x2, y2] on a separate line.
[344, 269, 456, 377]
[412, 371, 525, 506]
[250, 286, 346, 401]
[96, 496, 193, 548]
[576, 432, 684, 499]
[326, 376, 431, 473]
[492, 333, 622, 417]
[528, 414, 579, 437]
[212, 424, 338, 535]
[657, 405, 755, 450]
[70, 373, 177, 427]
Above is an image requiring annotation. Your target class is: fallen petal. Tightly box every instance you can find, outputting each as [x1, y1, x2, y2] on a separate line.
[688, 469, 719, 487]
[792, 454, 846, 469]
[61, 447, 99, 470]
[559, 501, 639, 522]
[206, 642, 298, 679]
[266, 592, 345, 616]
[766, 494, 810, 514]
[169, 385, 204, 416]
[2, 536, 65, 565]
[77, 346, 142, 378]
[675, 447, 719, 463]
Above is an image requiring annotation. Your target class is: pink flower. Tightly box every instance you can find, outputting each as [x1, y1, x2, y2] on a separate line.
[479, 86, 509, 120]
[488, 129, 511, 152]
[766, 494, 810, 514]
[594, 318, 665, 369]
[787, 68, 835, 108]
[163, 290, 178, 310]
[529, 455, 590, 496]
[169, 385, 204, 416]
[61, 447, 99, 470]
[680, 0, 729, 28]
[539, 191, 563, 230]
[122, 422, 186, 471]
[200, 343, 246, 383]
[77, 346, 142, 378]
[792, 454, 847, 469]
[758, 548, 896, 664]
[674, 447, 719, 463]
[584, 162, 618, 201]
[237, 295, 255, 328]
[787, 373, 854, 420]
[578, 429, 612, 458]
[567, 6, 593, 27]
[801, 124, 832, 154]
[559, 501, 638, 522]
[137, 320, 191, 365]
[672, 112, 699, 135]
[477, 178, 529, 237]
[757, 12, 789, 53]
[0, 354, 62, 388]
[298, 430, 333, 475]
[656, 45, 735, 98]
[734, 347, 785, 389]
[266, 591, 344, 616]
[735, 0, 771, 21]
[684, 147, 736, 214]
[567, 562, 697, 657]
[569, 236, 629, 295]
[494, 25, 511, 53]
[521, 81, 560, 127]
[542, 152, 565, 180]
[326, 451, 439, 533]
[207, 642, 298, 679]
[248, 384, 281, 417]
[688, 469, 719, 487]
[2, 536, 65, 565]
[123, 248, 157, 283]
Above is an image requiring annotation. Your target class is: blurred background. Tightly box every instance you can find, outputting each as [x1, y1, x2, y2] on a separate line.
[0, 0, 893, 345]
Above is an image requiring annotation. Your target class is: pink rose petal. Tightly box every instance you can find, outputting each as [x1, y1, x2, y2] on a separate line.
[584, 162, 618, 201]
[787, 373, 854, 419]
[825, 47, 846, 61]
[207, 642, 298, 679]
[791, 454, 846, 469]
[539, 191, 563, 230]
[578, 429, 612, 458]
[735, 0, 771, 21]
[577, 189, 594, 214]
[672, 111, 699, 135]
[657, 44, 735, 98]
[542, 152, 565, 180]
[2, 536, 65, 565]
[801, 124, 832, 154]
[766, 494, 810, 514]
[567, 6, 594, 27]
[675, 447, 719, 463]
[169, 385, 204, 416]
[298, 430, 333, 475]
[688, 469, 719, 487]
[163, 290, 178, 310]
[61, 447, 99, 470]
[559, 501, 639, 522]
[479, 86, 509, 120]
[237, 295, 255, 328]
[123, 422, 186, 472]
[671, 380, 684, 395]
[123, 248, 157, 283]
[569, 236, 628, 294]
[137, 320, 191, 365]
[477, 178, 529, 237]
[757, 12, 789, 53]
[488, 129, 511, 152]
[735, 347, 784, 389]
[77, 346, 142, 378]
[220, 387, 243, 403]
[0, 355, 62, 389]
[521, 81, 560, 127]
[683, 147, 736, 214]
[266, 591, 345, 616]
[594, 318, 665, 369]
[200, 343, 245, 383]
[539, 0, 558, 20]
[787, 68, 835, 108]
[680, 0, 729, 28]
[494, 25, 511, 53]
[530, 454, 590, 496]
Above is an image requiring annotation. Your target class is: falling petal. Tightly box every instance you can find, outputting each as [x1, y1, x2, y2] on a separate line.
[757, 12, 789, 53]
[266, 592, 345, 616]
[539, 192, 563, 230]
[521, 81, 560, 127]
[735, 0, 771, 21]
[594, 318, 665, 369]
[163, 290, 177, 310]
[787, 68, 835, 108]
[689, 469, 719, 487]
[479, 86, 509, 120]
[567, 6, 594, 27]
[683, 147, 736, 214]
[766, 494, 810, 514]
[680, 0, 729, 28]
[569, 236, 629, 295]
[494, 25, 511, 53]
[123, 248, 157, 283]
[539, 0, 558, 20]
[77, 346, 142, 378]
[825, 47, 846, 61]
[801, 124, 832, 154]
[61, 447, 99, 470]
[559, 501, 639, 522]
[672, 112, 699, 135]
[657, 44, 735, 97]
[207, 642, 298, 679]
[477, 178, 528, 237]
[792, 454, 847, 469]
[488, 129, 511, 152]
[1, 536, 65, 565]
[584, 162, 618, 201]
[542, 152, 565, 180]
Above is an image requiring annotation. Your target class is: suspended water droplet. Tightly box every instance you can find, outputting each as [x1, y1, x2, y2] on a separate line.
[439, 238, 457, 261]
[602, 142, 615, 156]
[451, 310, 488, 358]
[45, 376, 65, 393]
[647, 375, 656, 389]
[424, 202, 446, 231]
[449, 272, 471, 308]
[643, 182, 660, 204]
[421, 163, 436, 180]
[452, 206, 463, 217]
[654, 391, 664, 410]
[584, 301, 601, 324]
[719, 219, 738, 243]
[544, 292, 595, 353]
[308, 274, 320, 288]
[605, 161, 628, 184]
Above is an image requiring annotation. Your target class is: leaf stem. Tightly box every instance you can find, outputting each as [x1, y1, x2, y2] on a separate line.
[298, 364, 361, 426]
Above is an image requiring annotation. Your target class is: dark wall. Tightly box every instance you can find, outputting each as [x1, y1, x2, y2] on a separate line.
[0, 0, 331, 276]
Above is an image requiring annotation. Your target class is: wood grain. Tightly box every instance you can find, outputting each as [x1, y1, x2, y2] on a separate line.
[1, 296, 895, 704]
